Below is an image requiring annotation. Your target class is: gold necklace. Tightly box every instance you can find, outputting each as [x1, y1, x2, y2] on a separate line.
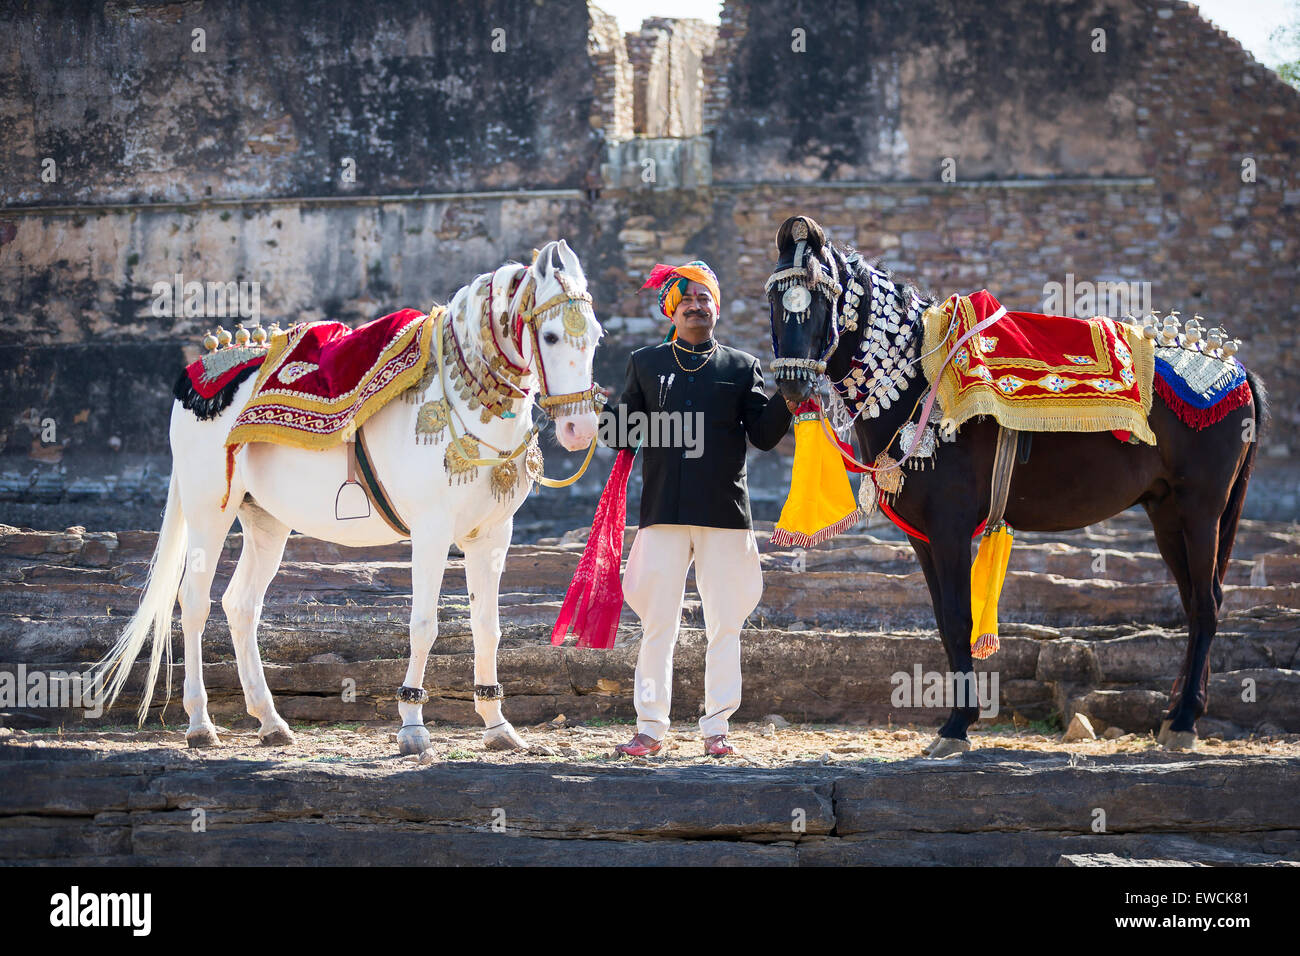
[672, 339, 717, 373]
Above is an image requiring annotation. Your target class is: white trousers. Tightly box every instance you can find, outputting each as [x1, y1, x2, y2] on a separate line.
[621, 524, 764, 740]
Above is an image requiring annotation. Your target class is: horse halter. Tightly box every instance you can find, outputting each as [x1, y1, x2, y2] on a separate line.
[512, 270, 604, 419]
[766, 222, 844, 383]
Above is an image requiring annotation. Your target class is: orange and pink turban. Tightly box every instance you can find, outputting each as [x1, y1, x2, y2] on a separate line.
[641, 260, 721, 319]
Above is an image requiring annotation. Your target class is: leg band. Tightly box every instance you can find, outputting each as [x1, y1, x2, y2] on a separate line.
[398, 686, 429, 704]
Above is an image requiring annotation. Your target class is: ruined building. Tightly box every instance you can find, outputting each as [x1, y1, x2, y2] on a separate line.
[2, 0, 1297, 526]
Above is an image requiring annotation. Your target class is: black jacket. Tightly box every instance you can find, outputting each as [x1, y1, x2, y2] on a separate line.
[599, 337, 792, 530]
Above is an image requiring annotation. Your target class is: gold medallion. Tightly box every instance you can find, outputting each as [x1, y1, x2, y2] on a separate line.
[489, 460, 518, 502]
[562, 304, 589, 340]
[445, 438, 480, 485]
[415, 399, 450, 444]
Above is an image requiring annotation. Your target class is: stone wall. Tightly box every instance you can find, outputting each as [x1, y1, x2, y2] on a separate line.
[1, 0, 602, 205]
[3, 0, 1298, 528]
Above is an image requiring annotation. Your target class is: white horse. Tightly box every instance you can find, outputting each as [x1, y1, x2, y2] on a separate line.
[95, 240, 602, 755]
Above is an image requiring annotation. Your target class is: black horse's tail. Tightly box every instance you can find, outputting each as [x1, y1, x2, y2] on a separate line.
[1216, 368, 1267, 583]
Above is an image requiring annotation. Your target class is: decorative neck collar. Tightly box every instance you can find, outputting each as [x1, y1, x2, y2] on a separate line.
[830, 264, 928, 421]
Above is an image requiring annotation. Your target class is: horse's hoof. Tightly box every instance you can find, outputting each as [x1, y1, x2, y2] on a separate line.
[259, 727, 296, 747]
[924, 737, 971, 759]
[397, 724, 431, 755]
[1163, 730, 1197, 752]
[1157, 719, 1172, 746]
[483, 722, 527, 751]
[186, 726, 220, 748]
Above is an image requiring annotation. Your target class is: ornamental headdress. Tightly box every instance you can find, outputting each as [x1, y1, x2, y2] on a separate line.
[640, 260, 721, 320]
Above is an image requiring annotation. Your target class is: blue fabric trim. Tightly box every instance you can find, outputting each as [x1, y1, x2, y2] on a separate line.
[1154, 354, 1246, 409]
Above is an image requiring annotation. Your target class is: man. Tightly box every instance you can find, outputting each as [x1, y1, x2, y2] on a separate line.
[601, 260, 794, 758]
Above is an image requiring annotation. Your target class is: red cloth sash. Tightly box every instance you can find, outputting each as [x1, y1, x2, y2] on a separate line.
[551, 449, 635, 650]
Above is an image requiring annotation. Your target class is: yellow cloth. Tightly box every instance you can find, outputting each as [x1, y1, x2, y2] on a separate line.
[970, 524, 1014, 659]
[771, 416, 862, 548]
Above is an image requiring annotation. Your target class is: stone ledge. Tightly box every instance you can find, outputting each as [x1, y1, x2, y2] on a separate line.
[2, 746, 1296, 865]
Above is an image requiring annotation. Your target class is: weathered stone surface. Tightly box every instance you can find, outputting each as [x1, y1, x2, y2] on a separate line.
[2, 745, 1296, 866]
[832, 751, 1300, 837]
[1063, 713, 1097, 742]
[3, 513, 1298, 731]
[1067, 689, 1170, 734]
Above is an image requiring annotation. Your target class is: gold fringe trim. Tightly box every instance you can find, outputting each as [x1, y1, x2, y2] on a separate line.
[921, 298, 1158, 446]
[226, 313, 434, 454]
[770, 509, 863, 549]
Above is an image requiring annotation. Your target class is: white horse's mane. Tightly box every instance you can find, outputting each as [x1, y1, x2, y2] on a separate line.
[444, 242, 602, 371]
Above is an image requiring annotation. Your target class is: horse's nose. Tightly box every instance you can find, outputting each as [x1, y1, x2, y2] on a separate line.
[558, 413, 597, 451]
[777, 378, 813, 406]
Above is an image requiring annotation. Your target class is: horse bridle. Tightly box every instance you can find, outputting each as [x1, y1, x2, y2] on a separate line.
[511, 271, 604, 419]
[765, 229, 845, 382]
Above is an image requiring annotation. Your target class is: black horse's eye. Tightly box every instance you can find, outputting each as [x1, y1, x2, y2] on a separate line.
[543, 331, 560, 345]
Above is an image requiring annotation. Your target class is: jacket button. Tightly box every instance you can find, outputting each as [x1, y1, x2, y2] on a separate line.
[686, 399, 693, 406]
[688, 376, 694, 382]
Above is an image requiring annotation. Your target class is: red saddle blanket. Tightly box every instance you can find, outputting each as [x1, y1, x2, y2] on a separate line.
[921, 290, 1157, 445]
[221, 308, 433, 504]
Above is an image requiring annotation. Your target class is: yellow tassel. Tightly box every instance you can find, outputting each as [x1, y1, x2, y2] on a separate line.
[771, 417, 861, 547]
[970, 523, 1013, 659]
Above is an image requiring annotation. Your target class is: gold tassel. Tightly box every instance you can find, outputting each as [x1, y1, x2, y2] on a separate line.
[445, 438, 480, 485]
[873, 451, 904, 497]
[489, 460, 518, 502]
[970, 523, 1014, 660]
[524, 436, 544, 484]
[416, 399, 450, 443]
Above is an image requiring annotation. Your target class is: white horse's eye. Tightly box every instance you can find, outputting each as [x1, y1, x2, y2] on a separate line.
[543, 331, 560, 345]
[783, 286, 811, 313]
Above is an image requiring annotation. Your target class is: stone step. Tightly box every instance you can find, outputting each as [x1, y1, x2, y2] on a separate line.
[6, 549, 1299, 632]
[7, 608, 1297, 732]
[1, 748, 1296, 866]
[14, 536, 1291, 588]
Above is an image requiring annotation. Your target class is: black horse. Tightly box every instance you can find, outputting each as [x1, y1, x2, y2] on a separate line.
[766, 215, 1264, 757]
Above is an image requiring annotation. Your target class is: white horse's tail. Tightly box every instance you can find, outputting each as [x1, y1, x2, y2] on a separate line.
[95, 470, 188, 724]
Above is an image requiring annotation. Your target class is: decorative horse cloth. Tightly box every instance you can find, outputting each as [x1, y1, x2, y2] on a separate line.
[921, 290, 1157, 445]
[222, 308, 433, 505]
[1153, 346, 1251, 429]
[176, 346, 268, 420]
[771, 401, 863, 547]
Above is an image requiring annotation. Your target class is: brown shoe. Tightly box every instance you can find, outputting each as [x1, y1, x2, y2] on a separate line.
[704, 734, 735, 757]
[614, 733, 662, 757]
